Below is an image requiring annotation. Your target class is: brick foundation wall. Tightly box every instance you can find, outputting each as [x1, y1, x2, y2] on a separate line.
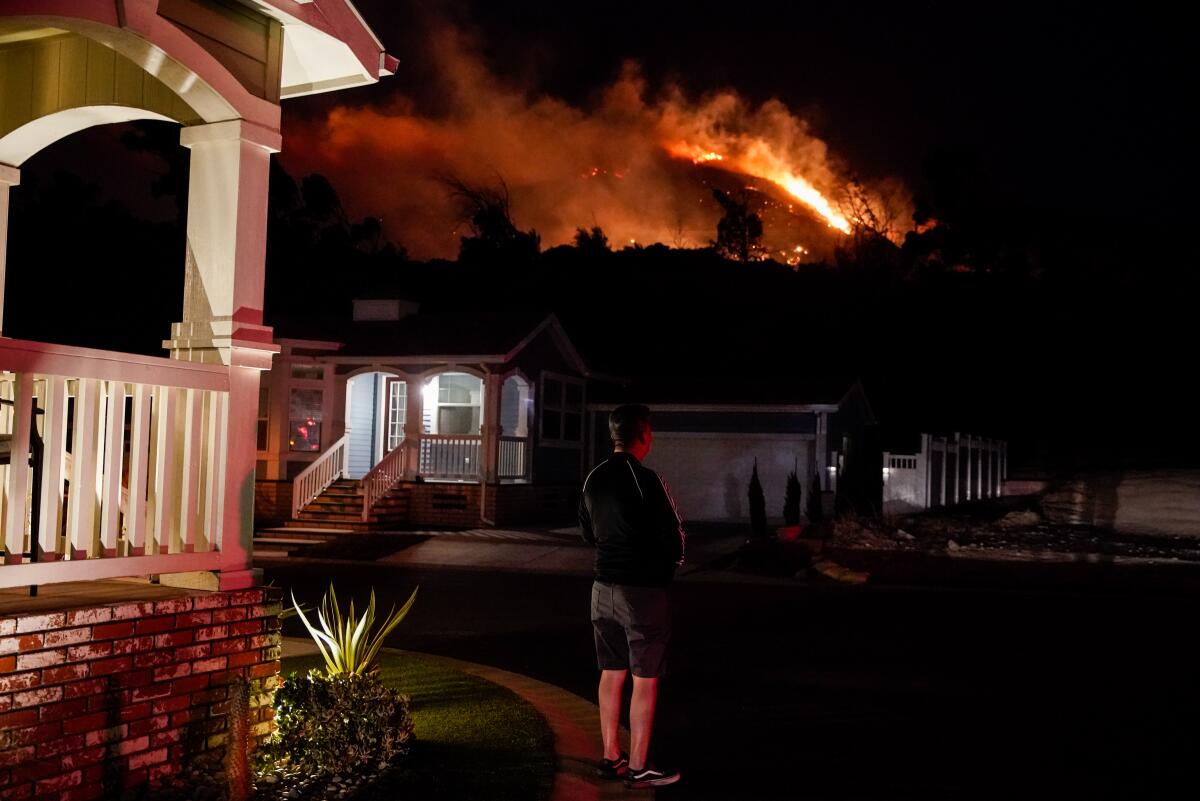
[404, 482, 579, 528]
[0, 588, 281, 801]
[492, 484, 579, 526]
[254, 480, 293, 527]
[404, 483, 486, 529]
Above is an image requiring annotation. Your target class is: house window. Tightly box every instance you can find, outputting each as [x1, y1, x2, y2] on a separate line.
[422, 373, 482, 435]
[257, 387, 270, 451]
[541, 373, 584, 445]
[289, 388, 323, 451]
[291, 365, 324, 380]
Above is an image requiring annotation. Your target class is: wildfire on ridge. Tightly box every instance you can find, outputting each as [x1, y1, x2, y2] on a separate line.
[279, 26, 908, 260]
[665, 139, 852, 235]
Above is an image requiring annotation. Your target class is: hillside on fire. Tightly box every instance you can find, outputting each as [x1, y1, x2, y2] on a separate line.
[5, 129, 1193, 479]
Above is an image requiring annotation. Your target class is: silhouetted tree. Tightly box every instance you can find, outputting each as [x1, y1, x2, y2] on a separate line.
[573, 226, 610, 257]
[748, 459, 767, 539]
[807, 473, 824, 523]
[835, 178, 905, 270]
[712, 189, 764, 262]
[782, 464, 802, 526]
[443, 175, 540, 264]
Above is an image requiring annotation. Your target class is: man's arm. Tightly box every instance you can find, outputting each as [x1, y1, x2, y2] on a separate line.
[579, 495, 596, 545]
[652, 472, 686, 566]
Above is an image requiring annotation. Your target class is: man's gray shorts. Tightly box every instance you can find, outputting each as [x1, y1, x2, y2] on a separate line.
[591, 581, 670, 678]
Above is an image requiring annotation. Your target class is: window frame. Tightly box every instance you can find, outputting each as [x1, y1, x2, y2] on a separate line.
[287, 385, 325, 453]
[424, 372, 483, 436]
[538, 371, 585, 448]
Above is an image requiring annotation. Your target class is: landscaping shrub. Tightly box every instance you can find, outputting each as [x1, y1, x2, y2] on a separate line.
[782, 465, 802, 525]
[748, 459, 767, 539]
[292, 584, 419, 676]
[807, 472, 824, 523]
[259, 669, 414, 775]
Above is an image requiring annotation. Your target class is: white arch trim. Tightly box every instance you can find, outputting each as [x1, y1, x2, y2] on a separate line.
[2, 11, 279, 128]
[0, 106, 173, 166]
[499, 368, 533, 387]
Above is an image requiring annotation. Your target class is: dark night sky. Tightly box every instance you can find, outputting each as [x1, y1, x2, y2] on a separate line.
[294, 0, 1191, 229]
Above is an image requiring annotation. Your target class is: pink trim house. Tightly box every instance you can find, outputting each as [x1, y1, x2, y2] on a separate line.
[0, 2, 392, 796]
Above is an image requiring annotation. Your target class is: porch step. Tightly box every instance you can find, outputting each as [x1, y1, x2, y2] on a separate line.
[288, 479, 413, 531]
[253, 529, 336, 558]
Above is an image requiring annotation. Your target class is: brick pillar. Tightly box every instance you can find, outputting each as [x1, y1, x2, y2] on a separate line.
[0, 588, 281, 800]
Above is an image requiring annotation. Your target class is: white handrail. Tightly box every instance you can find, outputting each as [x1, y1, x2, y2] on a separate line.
[292, 434, 349, 518]
[361, 440, 407, 521]
[0, 336, 228, 391]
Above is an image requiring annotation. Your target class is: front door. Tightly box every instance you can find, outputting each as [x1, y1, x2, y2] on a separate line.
[384, 377, 407, 453]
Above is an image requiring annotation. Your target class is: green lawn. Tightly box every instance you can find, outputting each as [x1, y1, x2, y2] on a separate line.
[279, 651, 555, 801]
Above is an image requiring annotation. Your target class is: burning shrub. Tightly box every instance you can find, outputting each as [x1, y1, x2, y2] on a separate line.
[258, 669, 414, 775]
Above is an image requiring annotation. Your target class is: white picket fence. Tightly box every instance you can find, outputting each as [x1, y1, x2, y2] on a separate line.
[0, 338, 230, 588]
[882, 433, 1007, 514]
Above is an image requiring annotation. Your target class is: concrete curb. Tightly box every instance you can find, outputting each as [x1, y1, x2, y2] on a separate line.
[280, 638, 653, 800]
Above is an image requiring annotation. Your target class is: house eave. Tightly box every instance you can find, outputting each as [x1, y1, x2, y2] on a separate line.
[241, 0, 392, 98]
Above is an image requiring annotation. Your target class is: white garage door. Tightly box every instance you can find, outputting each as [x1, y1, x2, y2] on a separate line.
[643, 433, 814, 522]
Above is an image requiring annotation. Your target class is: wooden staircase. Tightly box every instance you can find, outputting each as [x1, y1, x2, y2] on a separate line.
[286, 478, 411, 532]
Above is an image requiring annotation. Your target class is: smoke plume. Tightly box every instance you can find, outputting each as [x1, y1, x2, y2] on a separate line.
[280, 25, 906, 261]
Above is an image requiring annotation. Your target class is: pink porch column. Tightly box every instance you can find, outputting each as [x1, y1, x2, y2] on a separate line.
[481, 372, 501, 483]
[164, 120, 281, 590]
[404, 378, 423, 477]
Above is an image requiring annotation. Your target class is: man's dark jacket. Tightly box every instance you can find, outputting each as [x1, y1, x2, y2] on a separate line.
[579, 452, 686, 587]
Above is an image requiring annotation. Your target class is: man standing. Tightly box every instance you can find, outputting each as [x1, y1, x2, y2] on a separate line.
[579, 404, 685, 789]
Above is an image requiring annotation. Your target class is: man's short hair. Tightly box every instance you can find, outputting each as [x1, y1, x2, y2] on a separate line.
[609, 404, 651, 448]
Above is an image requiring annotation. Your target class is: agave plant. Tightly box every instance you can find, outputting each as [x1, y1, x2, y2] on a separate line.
[291, 584, 418, 676]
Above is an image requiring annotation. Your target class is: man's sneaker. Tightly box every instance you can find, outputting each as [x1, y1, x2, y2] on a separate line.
[624, 765, 681, 789]
[595, 752, 628, 779]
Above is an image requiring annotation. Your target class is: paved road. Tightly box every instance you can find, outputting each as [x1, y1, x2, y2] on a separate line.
[262, 560, 1198, 800]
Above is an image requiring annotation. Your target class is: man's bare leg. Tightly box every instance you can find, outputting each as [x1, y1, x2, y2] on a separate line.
[598, 669, 627, 761]
[628, 675, 659, 771]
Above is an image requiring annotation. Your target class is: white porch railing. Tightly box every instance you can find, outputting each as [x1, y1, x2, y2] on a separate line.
[498, 436, 530, 480]
[361, 440, 406, 521]
[1, 337, 229, 588]
[419, 434, 481, 480]
[291, 433, 349, 518]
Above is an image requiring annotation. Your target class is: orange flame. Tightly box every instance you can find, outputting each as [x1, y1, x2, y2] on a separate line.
[666, 140, 851, 234]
